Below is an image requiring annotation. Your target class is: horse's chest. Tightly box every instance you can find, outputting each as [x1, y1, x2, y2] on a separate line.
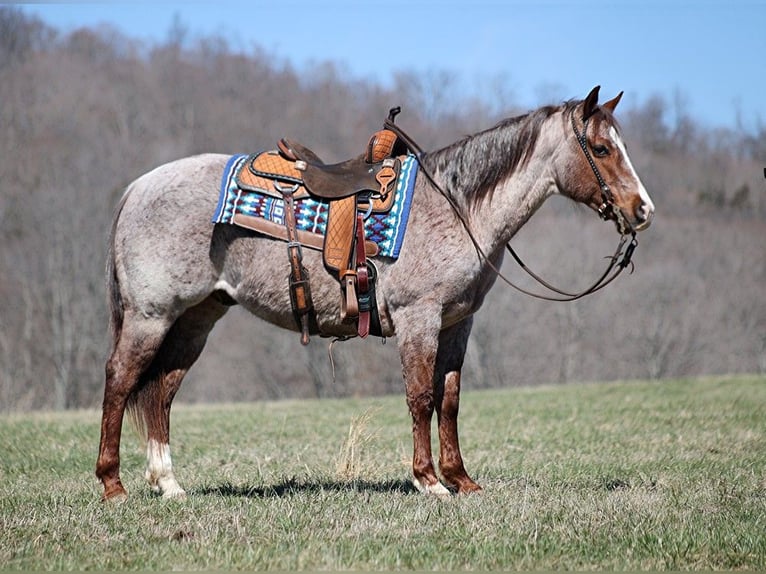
[437, 267, 498, 326]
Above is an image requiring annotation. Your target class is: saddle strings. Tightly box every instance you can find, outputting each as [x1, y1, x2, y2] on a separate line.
[384, 111, 638, 303]
[326, 334, 385, 383]
[327, 336, 350, 383]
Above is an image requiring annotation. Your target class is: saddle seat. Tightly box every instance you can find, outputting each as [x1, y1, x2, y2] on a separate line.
[277, 128, 406, 201]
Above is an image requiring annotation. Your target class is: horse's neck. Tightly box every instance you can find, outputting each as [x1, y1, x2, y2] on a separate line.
[476, 158, 558, 249]
[430, 115, 563, 255]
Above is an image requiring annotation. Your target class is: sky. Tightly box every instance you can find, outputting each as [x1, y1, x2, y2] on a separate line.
[18, 1, 766, 131]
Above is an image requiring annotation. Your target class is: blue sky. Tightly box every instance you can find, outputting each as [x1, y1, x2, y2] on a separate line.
[19, 1, 766, 130]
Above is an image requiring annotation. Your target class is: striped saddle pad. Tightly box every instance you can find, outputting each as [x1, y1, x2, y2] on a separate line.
[213, 152, 418, 259]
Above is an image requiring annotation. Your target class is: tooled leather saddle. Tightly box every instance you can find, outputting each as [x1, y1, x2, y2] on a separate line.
[232, 108, 411, 345]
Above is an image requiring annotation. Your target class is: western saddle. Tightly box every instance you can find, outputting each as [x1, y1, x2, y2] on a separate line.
[235, 108, 411, 345]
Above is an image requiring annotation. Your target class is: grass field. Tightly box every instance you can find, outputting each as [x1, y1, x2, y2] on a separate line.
[1, 375, 764, 570]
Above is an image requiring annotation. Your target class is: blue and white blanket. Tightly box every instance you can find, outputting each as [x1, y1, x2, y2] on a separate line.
[213, 153, 418, 258]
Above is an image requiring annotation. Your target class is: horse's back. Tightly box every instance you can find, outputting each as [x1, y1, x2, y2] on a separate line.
[120, 153, 229, 214]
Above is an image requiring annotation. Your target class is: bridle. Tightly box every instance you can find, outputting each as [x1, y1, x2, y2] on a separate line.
[385, 106, 639, 303]
[571, 113, 632, 236]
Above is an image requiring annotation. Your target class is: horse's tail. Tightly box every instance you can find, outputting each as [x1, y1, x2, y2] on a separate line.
[106, 189, 131, 353]
[107, 186, 150, 444]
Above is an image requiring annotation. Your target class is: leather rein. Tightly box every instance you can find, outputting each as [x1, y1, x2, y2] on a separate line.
[384, 107, 638, 302]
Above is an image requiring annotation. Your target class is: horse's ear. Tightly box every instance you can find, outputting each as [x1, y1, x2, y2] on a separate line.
[602, 91, 624, 113]
[583, 85, 600, 120]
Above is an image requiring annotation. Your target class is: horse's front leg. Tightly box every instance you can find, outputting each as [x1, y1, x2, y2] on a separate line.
[434, 318, 482, 493]
[396, 312, 450, 495]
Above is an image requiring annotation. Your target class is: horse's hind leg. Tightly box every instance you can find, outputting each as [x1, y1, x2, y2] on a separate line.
[97, 314, 171, 501]
[434, 318, 482, 493]
[133, 295, 229, 498]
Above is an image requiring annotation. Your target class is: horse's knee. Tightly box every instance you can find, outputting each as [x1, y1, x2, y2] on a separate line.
[406, 388, 434, 419]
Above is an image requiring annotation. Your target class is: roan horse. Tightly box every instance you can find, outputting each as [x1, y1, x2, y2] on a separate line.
[96, 86, 654, 501]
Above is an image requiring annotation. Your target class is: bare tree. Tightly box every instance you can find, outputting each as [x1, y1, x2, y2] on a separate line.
[1, 9, 764, 411]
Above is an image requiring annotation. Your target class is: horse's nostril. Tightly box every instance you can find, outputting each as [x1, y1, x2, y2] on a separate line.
[634, 203, 654, 230]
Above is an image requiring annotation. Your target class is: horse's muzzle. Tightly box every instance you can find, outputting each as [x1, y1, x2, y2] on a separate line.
[633, 201, 654, 232]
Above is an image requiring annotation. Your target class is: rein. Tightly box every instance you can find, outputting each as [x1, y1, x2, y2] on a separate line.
[384, 107, 638, 302]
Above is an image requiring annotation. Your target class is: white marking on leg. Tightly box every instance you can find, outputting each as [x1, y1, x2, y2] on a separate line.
[413, 477, 451, 497]
[145, 439, 186, 499]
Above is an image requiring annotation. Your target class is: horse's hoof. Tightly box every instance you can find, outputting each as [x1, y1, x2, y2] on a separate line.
[413, 477, 451, 497]
[457, 482, 483, 495]
[101, 487, 128, 504]
[156, 476, 187, 500]
[161, 487, 187, 500]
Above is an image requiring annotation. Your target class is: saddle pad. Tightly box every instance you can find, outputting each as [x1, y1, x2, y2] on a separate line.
[213, 153, 418, 259]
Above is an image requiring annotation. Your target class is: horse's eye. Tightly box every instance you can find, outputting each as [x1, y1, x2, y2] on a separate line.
[592, 144, 609, 157]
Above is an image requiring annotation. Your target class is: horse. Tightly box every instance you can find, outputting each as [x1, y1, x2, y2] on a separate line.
[96, 86, 654, 501]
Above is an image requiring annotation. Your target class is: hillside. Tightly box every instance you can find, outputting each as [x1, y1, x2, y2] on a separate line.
[0, 7, 764, 410]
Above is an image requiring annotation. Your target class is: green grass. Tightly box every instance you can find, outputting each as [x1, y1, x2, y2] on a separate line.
[1, 375, 764, 570]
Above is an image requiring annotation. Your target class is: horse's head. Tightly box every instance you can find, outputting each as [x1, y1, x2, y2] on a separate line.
[558, 86, 654, 234]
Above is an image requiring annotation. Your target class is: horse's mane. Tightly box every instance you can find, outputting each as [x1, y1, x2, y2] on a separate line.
[423, 100, 582, 205]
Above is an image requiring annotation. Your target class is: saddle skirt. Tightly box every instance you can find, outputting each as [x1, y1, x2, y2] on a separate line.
[213, 152, 418, 259]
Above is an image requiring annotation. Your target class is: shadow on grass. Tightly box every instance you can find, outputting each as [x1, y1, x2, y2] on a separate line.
[192, 477, 417, 498]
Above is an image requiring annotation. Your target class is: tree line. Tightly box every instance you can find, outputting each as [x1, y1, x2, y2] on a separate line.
[0, 7, 763, 411]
